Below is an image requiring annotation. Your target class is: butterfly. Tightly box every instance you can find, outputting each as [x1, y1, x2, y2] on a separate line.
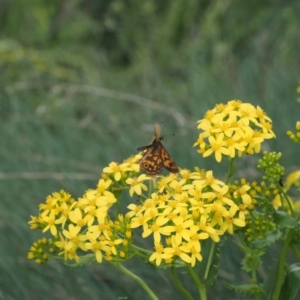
[137, 124, 179, 175]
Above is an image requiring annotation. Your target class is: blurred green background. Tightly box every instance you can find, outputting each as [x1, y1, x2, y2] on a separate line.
[1, 1, 300, 299]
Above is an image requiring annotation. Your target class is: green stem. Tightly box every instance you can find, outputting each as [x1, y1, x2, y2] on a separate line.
[251, 268, 257, 283]
[272, 228, 294, 300]
[251, 268, 260, 300]
[226, 158, 236, 184]
[148, 177, 154, 197]
[131, 244, 153, 260]
[114, 262, 159, 300]
[131, 244, 153, 255]
[114, 190, 122, 217]
[186, 264, 207, 300]
[171, 266, 194, 300]
[278, 186, 294, 216]
[290, 244, 300, 260]
[204, 241, 215, 281]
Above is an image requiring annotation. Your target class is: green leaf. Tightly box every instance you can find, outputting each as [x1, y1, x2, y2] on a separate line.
[280, 263, 300, 299]
[236, 240, 265, 272]
[274, 211, 298, 229]
[250, 230, 282, 249]
[255, 195, 276, 213]
[241, 251, 263, 272]
[223, 282, 264, 296]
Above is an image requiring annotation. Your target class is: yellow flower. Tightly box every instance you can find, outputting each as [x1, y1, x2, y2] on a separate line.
[28, 215, 42, 229]
[179, 169, 193, 181]
[234, 185, 252, 207]
[210, 202, 228, 228]
[126, 174, 150, 196]
[149, 242, 170, 266]
[213, 185, 235, 206]
[123, 154, 142, 172]
[237, 204, 248, 221]
[103, 162, 130, 181]
[88, 218, 112, 240]
[55, 233, 73, 261]
[62, 224, 88, 251]
[97, 178, 112, 194]
[106, 238, 123, 256]
[129, 214, 151, 229]
[202, 133, 230, 162]
[169, 178, 191, 195]
[284, 170, 300, 191]
[68, 207, 89, 228]
[39, 191, 73, 215]
[186, 225, 209, 253]
[41, 210, 61, 236]
[163, 235, 192, 264]
[79, 190, 101, 208]
[189, 246, 203, 267]
[126, 203, 145, 218]
[196, 215, 220, 242]
[225, 134, 247, 157]
[39, 195, 58, 215]
[220, 206, 246, 234]
[56, 230, 86, 262]
[188, 197, 207, 214]
[142, 216, 173, 242]
[162, 196, 188, 216]
[51, 202, 74, 227]
[85, 231, 110, 263]
[193, 170, 225, 191]
[66, 249, 81, 263]
[155, 175, 177, 193]
[163, 216, 194, 245]
[80, 188, 116, 214]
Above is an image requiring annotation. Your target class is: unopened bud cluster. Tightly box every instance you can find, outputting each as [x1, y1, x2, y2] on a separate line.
[244, 213, 275, 242]
[257, 152, 284, 184]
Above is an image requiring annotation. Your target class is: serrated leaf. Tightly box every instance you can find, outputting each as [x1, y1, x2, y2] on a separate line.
[224, 282, 264, 295]
[250, 230, 282, 249]
[274, 211, 298, 229]
[280, 263, 300, 299]
[241, 252, 263, 272]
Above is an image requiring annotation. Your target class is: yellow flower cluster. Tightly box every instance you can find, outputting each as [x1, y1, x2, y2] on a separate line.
[28, 181, 128, 263]
[28, 154, 154, 264]
[126, 170, 249, 267]
[28, 151, 254, 267]
[194, 100, 276, 162]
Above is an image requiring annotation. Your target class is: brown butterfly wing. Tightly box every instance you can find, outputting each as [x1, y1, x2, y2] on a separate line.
[138, 141, 164, 175]
[160, 142, 179, 173]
